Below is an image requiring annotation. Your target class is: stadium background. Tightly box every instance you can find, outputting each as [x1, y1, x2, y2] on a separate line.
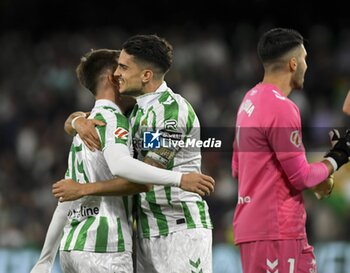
[1, 1, 350, 272]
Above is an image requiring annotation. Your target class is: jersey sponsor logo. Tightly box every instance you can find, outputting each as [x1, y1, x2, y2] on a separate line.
[67, 205, 100, 220]
[290, 130, 301, 147]
[114, 127, 128, 140]
[161, 129, 182, 141]
[238, 99, 255, 117]
[237, 195, 251, 204]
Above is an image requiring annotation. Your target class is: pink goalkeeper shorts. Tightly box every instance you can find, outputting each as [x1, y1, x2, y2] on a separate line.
[239, 238, 317, 273]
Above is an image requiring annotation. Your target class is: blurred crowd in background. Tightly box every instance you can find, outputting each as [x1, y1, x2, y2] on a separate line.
[1, 22, 350, 267]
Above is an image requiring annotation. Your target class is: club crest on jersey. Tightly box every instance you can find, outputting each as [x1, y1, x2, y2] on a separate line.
[114, 127, 128, 140]
[290, 130, 301, 147]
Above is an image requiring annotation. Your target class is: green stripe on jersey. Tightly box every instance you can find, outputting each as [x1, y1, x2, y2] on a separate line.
[70, 144, 77, 181]
[196, 201, 208, 228]
[95, 113, 107, 149]
[144, 106, 157, 130]
[117, 218, 125, 252]
[77, 161, 89, 183]
[145, 190, 169, 236]
[122, 196, 129, 223]
[158, 91, 179, 125]
[185, 100, 196, 135]
[132, 107, 144, 138]
[164, 186, 172, 207]
[181, 202, 196, 228]
[137, 194, 150, 238]
[64, 219, 80, 251]
[73, 216, 96, 250]
[95, 216, 109, 252]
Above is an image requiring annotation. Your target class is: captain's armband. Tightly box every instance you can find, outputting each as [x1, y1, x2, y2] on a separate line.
[146, 148, 176, 167]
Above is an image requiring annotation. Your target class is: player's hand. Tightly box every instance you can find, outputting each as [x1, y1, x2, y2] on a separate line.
[180, 172, 215, 196]
[324, 129, 350, 171]
[311, 174, 334, 200]
[75, 117, 105, 151]
[52, 179, 84, 202]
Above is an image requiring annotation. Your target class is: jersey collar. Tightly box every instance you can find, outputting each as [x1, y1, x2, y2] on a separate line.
[136, 81, 172, 106]
[94, 99, 122, 112]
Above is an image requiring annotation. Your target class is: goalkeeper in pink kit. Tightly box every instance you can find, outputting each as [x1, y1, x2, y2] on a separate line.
[232, 28, 350, 273]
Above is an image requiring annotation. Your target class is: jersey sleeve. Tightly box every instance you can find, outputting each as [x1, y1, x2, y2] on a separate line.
[265, 100, 305, 162]
[264, 99, 329, 190]
[93, 109, 130, 150]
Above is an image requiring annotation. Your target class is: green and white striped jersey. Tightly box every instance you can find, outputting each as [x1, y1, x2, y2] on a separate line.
[130, 82, 212, 238]
[60, 99, 133, 253]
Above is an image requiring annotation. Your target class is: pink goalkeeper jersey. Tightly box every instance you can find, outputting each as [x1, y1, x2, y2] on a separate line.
[232, 83, 309, 244]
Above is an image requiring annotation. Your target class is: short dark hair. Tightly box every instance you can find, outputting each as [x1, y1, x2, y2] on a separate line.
[122, 34, 173, 74]
[257, 28, 304, 63]
[76, 49, 120, 95]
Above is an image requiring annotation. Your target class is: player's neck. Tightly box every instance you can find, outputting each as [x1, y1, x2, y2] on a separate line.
[95, 87, 117, 104]
[141, 79, 163, 94]
[262, 74, 292, 97]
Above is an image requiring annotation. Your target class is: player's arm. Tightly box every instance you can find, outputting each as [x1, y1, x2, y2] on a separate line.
[53, 177, 151, 202]
[64, 111, 88, 136]
[64, 111, 105, 151]
[53, 147, 214, 202]
[267, 102, 341, 192]
[343, 90, 350, 116]
[309, 129, 350, 199]
[104, 143, 214, 196]
[52, 147, 214, 201]
[30, 201, 71, 273]
[275, 128, 350, 192]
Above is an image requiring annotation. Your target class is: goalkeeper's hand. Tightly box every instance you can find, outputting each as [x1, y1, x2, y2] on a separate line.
[324, 129, 350, 171]
[311, 174, 334, 200]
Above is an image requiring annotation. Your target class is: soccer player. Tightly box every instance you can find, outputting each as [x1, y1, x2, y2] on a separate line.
[231, 28, 350, 273]
[56, 34, 213, 273]
[31, 48, 214, 273]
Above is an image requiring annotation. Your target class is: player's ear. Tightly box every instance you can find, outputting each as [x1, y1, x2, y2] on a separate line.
[289, 57, 297, 72]
[141, 69, 153, 84]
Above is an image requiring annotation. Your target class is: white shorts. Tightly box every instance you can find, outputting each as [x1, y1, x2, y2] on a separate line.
[59, 250, 133, 273]
[136, 228, 212, 273]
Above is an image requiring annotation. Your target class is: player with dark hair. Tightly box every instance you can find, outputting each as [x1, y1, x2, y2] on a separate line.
[56, 34, 214, 273]
[232, 28, 350, 273]
[117, 34, 213, 273]
[31, 48, 214, 273]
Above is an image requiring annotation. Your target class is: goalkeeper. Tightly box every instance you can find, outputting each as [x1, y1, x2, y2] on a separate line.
[232, 27, 350, 273]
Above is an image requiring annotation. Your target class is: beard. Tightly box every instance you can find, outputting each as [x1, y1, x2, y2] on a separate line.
[291, 69, 305, 90]
[119, 85, 144, 97]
